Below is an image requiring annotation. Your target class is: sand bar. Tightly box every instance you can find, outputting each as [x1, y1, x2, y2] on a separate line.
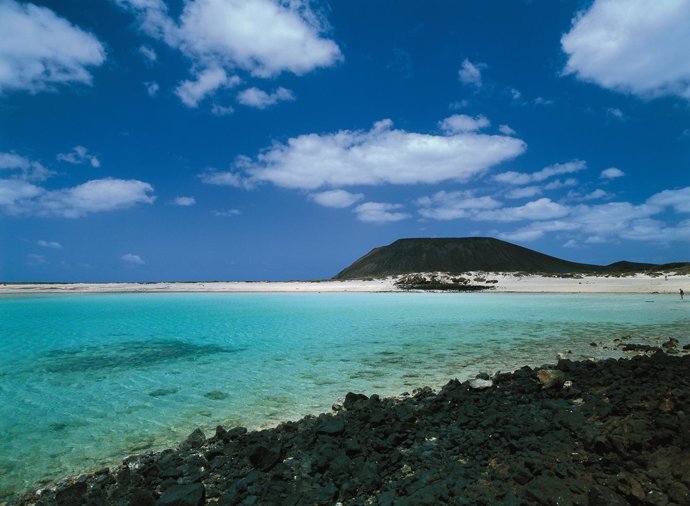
[1, 272, 688, 294]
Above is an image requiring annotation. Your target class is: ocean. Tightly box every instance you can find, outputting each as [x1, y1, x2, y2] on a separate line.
[0, 292, 687, 499]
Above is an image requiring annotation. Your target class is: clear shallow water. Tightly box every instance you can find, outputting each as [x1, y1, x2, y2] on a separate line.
[0, 292, 688, 498]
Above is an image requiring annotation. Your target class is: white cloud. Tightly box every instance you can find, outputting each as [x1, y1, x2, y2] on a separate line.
[310, 189, 363, 208]
[606, 107, 624, 119]
[600, 167, 624, 179]
[417, 190, 501, 220]
[0, 152, 53, 181]
[578, 189, 610, 201]
[544, 178, 578, 190]
[0, 0, 105, 93]
[145, 81, 160, 96]
[647, 187, 690, 213]
[0, 177, 155, 217]
[26, 253, 47, 266]
[56, 146, 100, 168]
[121, 253, 145, 265]
[476, 198, 571, 222]
[353, 202, 409, 224]
[198, 169, 249, 188]
[533, 97, 553, 106]
[562, 0, 690, 100]
[37, 239, 62, 249]
[494, 160, 587, 185]
[239, 118, 526, 190]
[509, 88, 522, 100]
[439, 114, 489, 134]
[173, 196, 196, 206]
[211, 103, 234, 116]
[458, 58, 482, 87]
[212, 208, 241, 216]
[139, 45, 157, 61]
[449, 99, 469, 110]
[0, 179, 44, 211]
[117, 0, 342, 104]
[237, 86, 294, 109]
[497, 228, 545, 242]
[175, 67, 240, 107]
[505, 186, 542, 200]
[498, 124, 516, 136]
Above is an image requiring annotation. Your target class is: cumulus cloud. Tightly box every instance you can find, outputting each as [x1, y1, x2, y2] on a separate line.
[492, 187, 690, 244]
[647, 187, 690, 213]
[310, 189, 363, 208]
[198, 169, 249, 188]
[505, 186, 542, 200]
[56, 146, 100, 168]
[117, 0, 342, 104]
[475, 198, 571, 222]
[498, 124, 516, 136]
[0, 177, 155, 217]
[139, 45, 157, 61]
[0, 0, 105, 93]
[353, 202, 409, 224]
[0, 152, 53, 181]
[417, 191, 501, 220]
[600, 167, 624, 179]
[175, 67, 240, 107]
[26, 253, 47, 266]
[121, 253, 145, 265]
[439, 114, 489, 134]
[494, 160, 587, 185]
[606, 107, 624, 120]
[237, 86, 294, 109]
[238, 118, 526, 190]
[562, 0, 690, 100]
[37, 239, 62, 249]
[212, 208, 241, 216]
[211, 103, 234, 116]
[144, 81, 159, 96]
[458, 58, 482, 87]
[173, 196, 195, 206]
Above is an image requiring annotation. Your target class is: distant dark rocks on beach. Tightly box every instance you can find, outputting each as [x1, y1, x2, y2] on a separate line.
[11, 347, 690, 506]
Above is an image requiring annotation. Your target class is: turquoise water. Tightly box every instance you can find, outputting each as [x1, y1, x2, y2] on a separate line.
[0, 292, 688, 498]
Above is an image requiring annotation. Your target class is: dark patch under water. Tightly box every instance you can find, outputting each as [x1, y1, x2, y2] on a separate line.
[34, 340, 244, 374]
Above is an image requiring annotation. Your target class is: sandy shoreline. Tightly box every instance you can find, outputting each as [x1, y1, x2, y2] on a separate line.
[1, 272, 688, 294]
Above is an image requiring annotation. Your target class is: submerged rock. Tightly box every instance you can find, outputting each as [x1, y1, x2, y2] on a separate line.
[11, 351, 690, 506]
[536, 369, 566, 389]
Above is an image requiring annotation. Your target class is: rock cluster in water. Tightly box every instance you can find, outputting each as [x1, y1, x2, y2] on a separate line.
[12, 346, 690, 505]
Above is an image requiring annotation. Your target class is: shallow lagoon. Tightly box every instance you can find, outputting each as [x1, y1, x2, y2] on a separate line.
[0, 292, 688, 498]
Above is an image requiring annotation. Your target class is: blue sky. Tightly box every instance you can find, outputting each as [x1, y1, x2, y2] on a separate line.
[1, 0, 689, 282]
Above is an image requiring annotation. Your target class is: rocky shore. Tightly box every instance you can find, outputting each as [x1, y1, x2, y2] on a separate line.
[10, 344, 690, 506]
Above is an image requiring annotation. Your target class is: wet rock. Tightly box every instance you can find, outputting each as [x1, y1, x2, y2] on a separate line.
[343, 392, 369, 410]
[129, 488, 156, 506]
[156, 483, 205, 506]
[622, 343, 660, 352]
[54, 480, 87, 506]
[315, 415, 345, 435]
[661, 338, 679, 352]
[536, 369, 566, 389]
[11, 353, 690, 506]
[179, 428, 205, 451]
[248, 445, 282, 471]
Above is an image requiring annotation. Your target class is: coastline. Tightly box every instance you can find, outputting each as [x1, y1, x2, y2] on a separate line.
[1, 272, 689, 294]
[10, 345, 690, 505]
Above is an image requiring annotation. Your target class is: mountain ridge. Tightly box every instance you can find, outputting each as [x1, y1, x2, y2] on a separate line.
[334, 237, 688, 279]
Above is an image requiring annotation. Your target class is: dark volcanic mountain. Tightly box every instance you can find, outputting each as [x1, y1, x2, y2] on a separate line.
[334, 237, 681, 279]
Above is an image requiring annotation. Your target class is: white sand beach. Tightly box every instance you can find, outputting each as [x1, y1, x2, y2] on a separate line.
[1, 272, 688, 294]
